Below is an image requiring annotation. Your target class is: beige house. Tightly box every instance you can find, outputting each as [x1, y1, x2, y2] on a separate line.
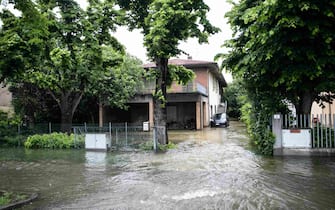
[0, 85, 13, 113]
[311, 101, 335, 116]
[102, 58, 227, 130]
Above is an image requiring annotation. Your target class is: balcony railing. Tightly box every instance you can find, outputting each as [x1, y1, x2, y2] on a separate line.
[137, 81, 207, 95]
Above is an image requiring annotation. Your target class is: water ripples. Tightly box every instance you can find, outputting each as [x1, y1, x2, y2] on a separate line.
[1, 122, 335, 209]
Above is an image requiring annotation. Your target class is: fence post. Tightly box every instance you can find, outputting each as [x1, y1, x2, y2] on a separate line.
[272, 114, 283, 155]
[153, 126, 157, 152]
[321, 115, 324, 147]
[327, 114, 333, 148]
[312, 114, 315, 148]
[116, 129, 118, 146]
[73, 127, 77, 149]
[49, 122, 52, 134]
[317, 114, 320, 148]
[84, 122, 87, 133]
[125, 122, 128, 146]
[109, 122, 112, 146]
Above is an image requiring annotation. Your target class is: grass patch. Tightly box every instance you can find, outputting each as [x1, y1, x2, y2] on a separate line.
[0, 191, 27, 206]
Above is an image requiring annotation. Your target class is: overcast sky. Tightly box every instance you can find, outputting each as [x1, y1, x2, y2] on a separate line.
[112, 0, 233, 82]
[113, 1, 233, 62]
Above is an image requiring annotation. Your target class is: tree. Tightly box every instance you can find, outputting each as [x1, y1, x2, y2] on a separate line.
[0, 0, 143, 133]
[222, 79, 245, 119]
[10, 83, 59, 125]
[219, 0, 335, 115]
[118, 0, 219, 144]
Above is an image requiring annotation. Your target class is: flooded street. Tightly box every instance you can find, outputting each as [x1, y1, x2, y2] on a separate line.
[1, 121, 335, 209]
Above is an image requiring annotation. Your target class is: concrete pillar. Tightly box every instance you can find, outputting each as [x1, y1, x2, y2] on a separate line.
[204, 102, 209, 127]
[196, 102, 201, 130]
[272, 114, 283, 155]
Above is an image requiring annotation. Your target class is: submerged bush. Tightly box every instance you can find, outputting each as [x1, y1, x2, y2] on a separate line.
[24, 133, 84, 149]
[2, 135, 26, 147]
[139, 141, 177, 151]
[0, 191, 27, 206]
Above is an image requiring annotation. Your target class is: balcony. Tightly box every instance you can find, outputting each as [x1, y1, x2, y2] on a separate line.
[138, 80, 207, 95]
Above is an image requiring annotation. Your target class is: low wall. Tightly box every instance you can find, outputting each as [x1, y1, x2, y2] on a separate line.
[274, 148, 335, 156]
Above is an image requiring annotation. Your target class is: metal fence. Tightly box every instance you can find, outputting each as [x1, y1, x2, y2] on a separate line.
[4, 121, 169, 151]
[281, 114, 335, 148]
[73, 123, 152, 149]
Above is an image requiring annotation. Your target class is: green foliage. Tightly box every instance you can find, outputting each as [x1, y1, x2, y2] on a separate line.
[2, 135, 26, 147]
[239, 99, 275, 156]
[218, 0, 335, 154]
[0, 192, 11, 206]
[167, 65, 195, 86]
[90, 53, 145, 109]
[220, 0, 335, 115]
[0, 110, 23, 146]
[139, 141, 155, 150]
[1, 0, 142, 131]
[223, 79, 246, 118]
[139, 141, 177, 151]
[237, 84, 287, 155]
[24, 133, 84, 149]
[0, 191, 27, 206]
[143, 0, 220, 59]
[158, 141, 177, 151]
[9, 83, 58, 124]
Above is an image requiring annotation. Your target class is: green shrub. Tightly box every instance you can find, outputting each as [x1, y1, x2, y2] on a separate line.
[159, 142, 177, 151]
[0, 191, 27, 206]
[139, 141, 154, 150]
[24, 133, 84, 149]
[2, 135, 26, 147]
[0, 111, 22, 146]
[139, 141, 177, 151]
[240, 100, 275, 156]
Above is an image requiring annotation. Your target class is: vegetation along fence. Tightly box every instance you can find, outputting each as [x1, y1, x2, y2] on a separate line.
[282, 114, 335, 149]
[5, 122, 165, 151]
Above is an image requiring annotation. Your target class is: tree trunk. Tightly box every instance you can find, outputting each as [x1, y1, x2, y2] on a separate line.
[294, 91, 314, 127]
[154, 57, 169, 145]
[295, 91, 314, 115]
[58, 92, 83, 134]
[60, 107, 73, 134]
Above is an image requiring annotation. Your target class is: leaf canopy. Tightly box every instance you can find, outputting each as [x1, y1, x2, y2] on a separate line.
[220, 0, 335, 113]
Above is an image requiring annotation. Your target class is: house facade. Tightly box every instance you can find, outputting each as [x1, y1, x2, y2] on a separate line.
[0, 85, 13, 113]
[311, 101, 335, 116]
[103, 58, 227, 130]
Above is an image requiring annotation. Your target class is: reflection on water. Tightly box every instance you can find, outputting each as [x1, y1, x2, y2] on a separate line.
[0, 121, 335, 209]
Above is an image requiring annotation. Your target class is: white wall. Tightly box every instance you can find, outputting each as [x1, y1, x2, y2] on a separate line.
[312, 101, 335, 115]
[208, 72, 222, 117]
[0, 85, 13, 112]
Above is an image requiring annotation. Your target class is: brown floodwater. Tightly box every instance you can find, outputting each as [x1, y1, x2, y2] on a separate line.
[0, 121, 335, 209]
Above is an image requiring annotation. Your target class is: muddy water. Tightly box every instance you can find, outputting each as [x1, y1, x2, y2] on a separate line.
[1, 121, 335, 209]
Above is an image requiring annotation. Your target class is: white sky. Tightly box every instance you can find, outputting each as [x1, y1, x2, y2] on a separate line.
[111, 0, 233, 82]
